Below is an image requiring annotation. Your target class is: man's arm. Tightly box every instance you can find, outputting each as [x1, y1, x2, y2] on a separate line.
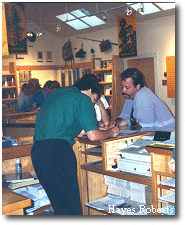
[96, 98, 110, 125]
[86, 125, 119, 142]
[17, 102, 30, 113]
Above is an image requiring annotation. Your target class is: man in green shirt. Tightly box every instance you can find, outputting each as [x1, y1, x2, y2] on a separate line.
[31, 74, 119, 215]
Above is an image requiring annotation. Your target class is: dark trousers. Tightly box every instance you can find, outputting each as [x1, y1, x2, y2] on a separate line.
[31, 139, 82, 215]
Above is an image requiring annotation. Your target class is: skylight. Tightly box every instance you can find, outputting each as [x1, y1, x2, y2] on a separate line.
[155, 3, 175, 11]
[56, 13, 75, 22]
[56, 8, 105, 30]
[66, 19, 90, 30]
[130, 3, 160, 15]
[127, 2, 175, 15]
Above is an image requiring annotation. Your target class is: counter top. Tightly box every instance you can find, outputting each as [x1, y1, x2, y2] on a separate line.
[2, 111, 37, 127]
[2, 187, 32, 215]
[2, 136, 34, 160]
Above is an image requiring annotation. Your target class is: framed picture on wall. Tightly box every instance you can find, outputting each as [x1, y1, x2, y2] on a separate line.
[46, 51, 52, 62]
[37, 51, 43, 62]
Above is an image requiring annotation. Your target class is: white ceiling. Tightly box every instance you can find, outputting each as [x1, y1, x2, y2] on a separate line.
[24, 2, 175, 39]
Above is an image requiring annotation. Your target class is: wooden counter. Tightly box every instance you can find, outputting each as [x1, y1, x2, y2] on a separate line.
[2, 188, 32, 215]
[2, 111, 36, 139]
[73, 128, 155, 215]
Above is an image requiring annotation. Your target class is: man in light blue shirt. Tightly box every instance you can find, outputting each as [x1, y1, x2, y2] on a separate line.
[18, 83, 37, 111]
[17, 78, 48, 113]
[115, 68, 175, 129]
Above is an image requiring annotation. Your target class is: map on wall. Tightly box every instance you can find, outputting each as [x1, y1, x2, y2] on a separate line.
[166, 56, 175, 98]
[117, 12, 137, 58]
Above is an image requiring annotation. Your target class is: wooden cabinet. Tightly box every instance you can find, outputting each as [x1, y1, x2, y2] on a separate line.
[91, 55, 124, 120]
[146, 146, 175, 215]
[2, 62, 18, 110]
[73, 131, 154, 215]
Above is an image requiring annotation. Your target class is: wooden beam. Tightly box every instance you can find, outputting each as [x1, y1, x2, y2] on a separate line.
[16, 65, 61, 71]
[2, 61, 92, 72]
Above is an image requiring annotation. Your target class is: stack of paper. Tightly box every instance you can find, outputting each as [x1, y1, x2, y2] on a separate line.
[2, 172, 39, 189]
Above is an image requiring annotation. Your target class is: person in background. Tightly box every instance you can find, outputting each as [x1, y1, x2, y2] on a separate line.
[168, 148, 175, 172]
[18, 83, 37, 111]
[17, 78, 48, 113]
[47, 80, 61, 93]
[43, 80, 52, 93]
[31, 74, 119, 215]
[94, 84, 110, 128]
[112, 68, 175, 129]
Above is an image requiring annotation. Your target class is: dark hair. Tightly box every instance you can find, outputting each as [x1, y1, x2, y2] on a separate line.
[48, 80, 61, 90]
[22, 83, 29, 91]
[120, 68, 145, 88]
[43, 80, 52, 89]
[73, 74, 101, 98]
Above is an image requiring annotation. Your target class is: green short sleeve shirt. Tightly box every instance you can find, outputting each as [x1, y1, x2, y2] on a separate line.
[34, 86, 98, 146]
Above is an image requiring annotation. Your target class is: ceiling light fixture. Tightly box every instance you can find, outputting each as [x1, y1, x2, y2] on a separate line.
[37, 8, 45, 37]
[56, 24, 61, 32]
[37, 30, 45, 37]
[126, 7, 132, 16]
[102, 11, 109, 21]
[137, 3, 144, 14]
[27, 31, 33, 37]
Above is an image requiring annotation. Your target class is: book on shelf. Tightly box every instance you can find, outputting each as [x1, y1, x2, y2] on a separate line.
[94, 59, 101, 69]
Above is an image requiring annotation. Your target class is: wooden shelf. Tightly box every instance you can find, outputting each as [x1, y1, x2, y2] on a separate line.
[2, 86, 16, 89]
[93, 68, 112, 72]
[2, 63, 18, 109]
[99, 81, 112, 84]
[2, 98, 18, 102]
[81, 161, 152, 186]
[81, 151, 102, 157]
[157, 183, 175, 190]
[91, 56, 124, 120]
[2, 73, 15, 76]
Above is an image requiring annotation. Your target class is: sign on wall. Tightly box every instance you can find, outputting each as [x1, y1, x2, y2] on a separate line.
[117, 12, 137, 58]
[2, 3, 9, 56]
[5, 3, 27, 54]
[167, 56, 175, 98]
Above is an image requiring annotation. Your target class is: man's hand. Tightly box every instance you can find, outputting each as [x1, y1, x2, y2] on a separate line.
[110, 125, 119, 137]
[168, 158, 175, 173]
[108, 118, 127, 129]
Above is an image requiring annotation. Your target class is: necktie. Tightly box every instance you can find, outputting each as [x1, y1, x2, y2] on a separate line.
[130, 106, 137, 126]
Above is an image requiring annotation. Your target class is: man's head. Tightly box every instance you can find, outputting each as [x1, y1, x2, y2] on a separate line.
[27, 78, 41, 94]
[47, 81, 61, 93]
[44, 80, 52, 93]
[22, 83, 30, 96]
[120, 68, 145, 100]
[74, 74, 100, 105]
